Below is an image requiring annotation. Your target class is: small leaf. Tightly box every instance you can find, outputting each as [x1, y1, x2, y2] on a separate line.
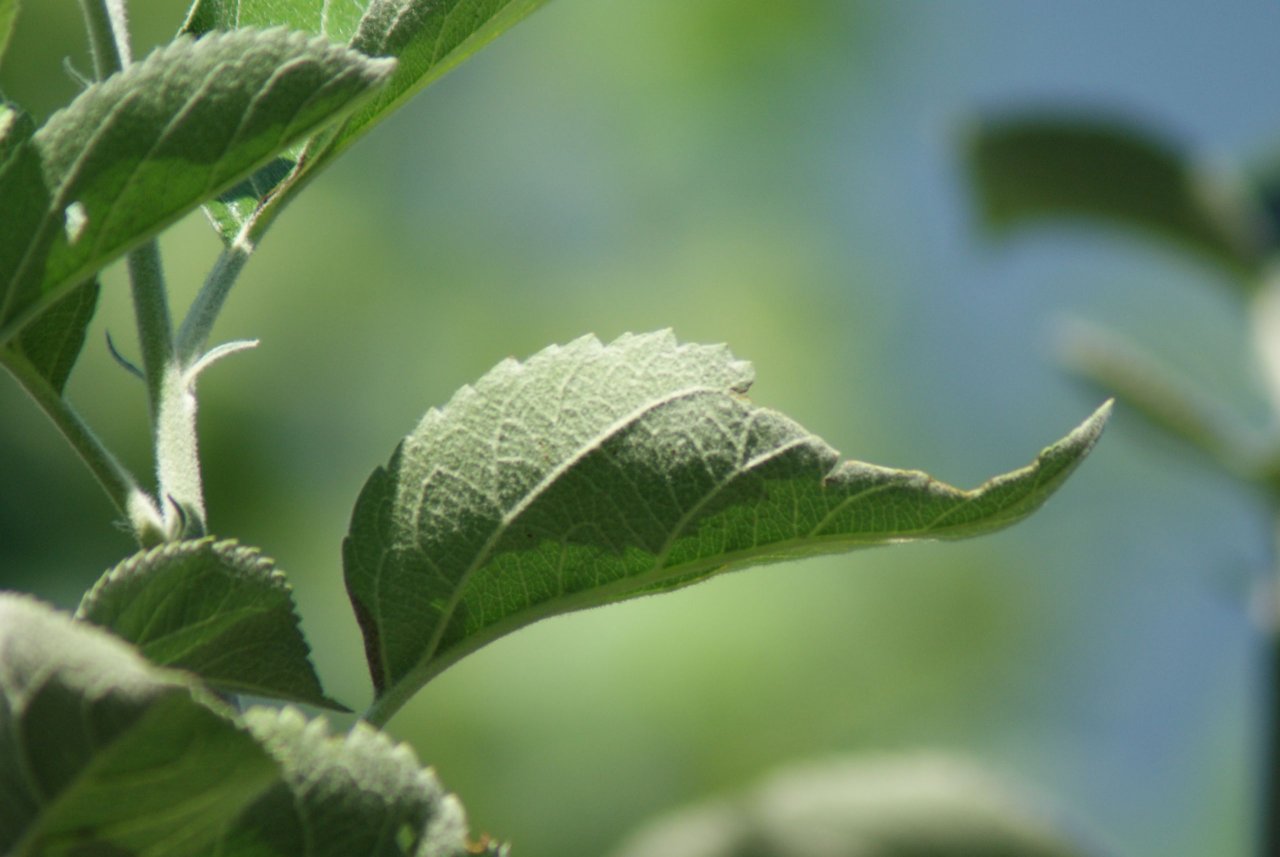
[77, 537, 348, 710]
[346, 331, 1109, 713]
[0, 593, 279, 856]
[608, 755, 1107, 857]
[207, 706, 471, 857]
[965, 114, 1268, 285]
[0, 28, 394, 344]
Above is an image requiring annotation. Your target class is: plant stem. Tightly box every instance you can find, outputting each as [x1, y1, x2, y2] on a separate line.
[127, 241, 173, 425]
[175, 237, 252, 365]
[77, 0, 130, 76]
[0, 351, 164, 542]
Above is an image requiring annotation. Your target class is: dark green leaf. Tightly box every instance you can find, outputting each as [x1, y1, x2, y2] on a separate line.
[0, 593, 279, 856]
[5, 278, 98, 393]
[77, 537, 347, 710]
[609, 755, 1106, 857]
[965, 114, 1267, 285]
[206, 706, 472, 857]
[0, 28, 394, 345]
[346, 331, 1109, 714]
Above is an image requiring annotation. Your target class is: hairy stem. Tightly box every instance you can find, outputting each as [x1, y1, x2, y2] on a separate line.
[0, 351, 164, 542]
[175, 236, 252, 365]
[77, 0, 130, 76]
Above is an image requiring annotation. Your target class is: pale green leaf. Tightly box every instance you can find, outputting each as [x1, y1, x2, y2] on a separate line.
[0, 593, 279, 856]
[609, 755, 1106, 857]
[0, 28, 394, 344]
[206, 706, 472, 857]
[346, 331, 1109, 714]
[965, 114, 1268, 286]
[76, 537, 347, 710]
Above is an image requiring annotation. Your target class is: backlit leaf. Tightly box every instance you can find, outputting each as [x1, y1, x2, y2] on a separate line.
[346, 331, 1109, 716]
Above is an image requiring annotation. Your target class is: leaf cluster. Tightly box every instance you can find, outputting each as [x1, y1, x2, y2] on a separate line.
[0, 2, 1114, 855]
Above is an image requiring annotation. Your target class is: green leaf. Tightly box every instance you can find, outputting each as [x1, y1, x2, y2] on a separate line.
[346, 331, 1109, 716]
[0, 101, 98, 392]
[608, 755, 1106, 857]
[0, 593, 279, 856]
[77, 537, 347, 711]
[5, 279, 99, 393]
[181, 0, 550, 244]
[0, 28, 395, 345]
[206, 706, 473, 857]
[0, 0, 16, 66]
[964, 114, 1267, 285]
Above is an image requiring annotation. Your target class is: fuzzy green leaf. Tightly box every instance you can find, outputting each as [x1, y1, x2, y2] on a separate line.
[205, 706, 472, 857]
[77, 537, 347, 710]
[0, 28, 394, 344]
[0, 98, 33, 166]
[181, 0, 550, 243]
[0, 593, 279, 856]
[346, 331, 1109, 716]
[609, 756, 1105, 857]
[965, 114, 1267, 285]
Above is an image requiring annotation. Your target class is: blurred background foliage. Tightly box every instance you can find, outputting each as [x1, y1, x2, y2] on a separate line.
[2, 2, 1278, 855]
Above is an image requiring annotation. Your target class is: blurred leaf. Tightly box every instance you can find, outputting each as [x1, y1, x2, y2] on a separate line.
[346, 330, 1109, 715]
[0, 593, 279, 856]
[0, 0, 15, 65]
[206, 706, 472, 857]
[965, 114, 1267, 286]
[182, 0, 551, 244]
[1057, 319, 1266, 484]
[608, 755, 1106, 857]
[77, 537, 347, 710]
[0, 28, 394, 345]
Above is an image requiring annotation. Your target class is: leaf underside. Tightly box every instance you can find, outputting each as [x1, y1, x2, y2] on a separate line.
[77, 537, 346, 710]
[0, 27, 394, 345]
[0, 594, 277, 856]
[965, 113, 1267, 284]
[181, 0, 551, 244]
[345, 330, 1110, 710]
[205, 707, 471, 857]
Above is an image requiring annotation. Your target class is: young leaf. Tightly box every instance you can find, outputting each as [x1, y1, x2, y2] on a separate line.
[0, 28, 395, 345]
[181, 0, 551, 244]
[608, 755, 1106, 857]
[0, 593, 279, 856]
[77, 537, 347, 710]
[346, 331, 1109, 717]
[206, 706, 473, 857]
[964, 114, 1267, 286]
